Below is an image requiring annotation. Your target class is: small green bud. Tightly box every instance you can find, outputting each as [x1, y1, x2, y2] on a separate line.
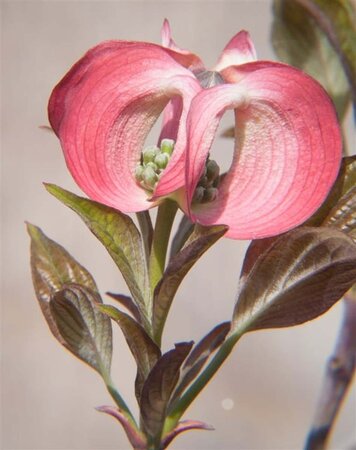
[135, 165, 144, 181]
[199, 176, 209, 188]
[160, 138, 175, 155]
[192, 186, 205, 203]
[203, 187, 218, 202]
[206, 159, 220, 181]
[146, 161, 158, 172]
[154, 152, 169, 169]
[143, 146, 159, 164]
[142, 166, 158, 188]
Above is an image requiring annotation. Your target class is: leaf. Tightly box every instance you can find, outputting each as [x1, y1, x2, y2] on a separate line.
[153, 225, 228, 342]
[305, 159, 348, 227]
[140, 342, 193, 439]
[96, 406, 147, 450]
[232, 227, 356, 335]
[161, 420, 214, 449]
[136, 210, 153, 265]
[169, 214, 194, 259]
[98, 304, 161, 401]
[27, 223, 97, 343]
[50, 284, 112, 376]
[324, 156, 356, 241]
[272, 0, 353, 119]
[106, 292, 142, 323]
[170, 322, 230, 404]
[45, 184, 150, 325]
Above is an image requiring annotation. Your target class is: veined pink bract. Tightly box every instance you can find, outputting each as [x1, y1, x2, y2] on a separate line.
[48, 20, 342, 239]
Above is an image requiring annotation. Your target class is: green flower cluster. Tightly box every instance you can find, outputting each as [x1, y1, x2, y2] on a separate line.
[135, 139, 175, 191]
[192, 157, 220, 204]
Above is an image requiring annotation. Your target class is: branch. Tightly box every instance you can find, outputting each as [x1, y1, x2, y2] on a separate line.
[305, 289, 356, 450]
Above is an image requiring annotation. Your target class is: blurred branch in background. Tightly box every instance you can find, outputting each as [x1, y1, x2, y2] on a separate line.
[271, 2, 356, 448]
[304, 288, 356, 450]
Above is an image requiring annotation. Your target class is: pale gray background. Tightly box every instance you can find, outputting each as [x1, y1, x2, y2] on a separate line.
[1, 1, 355, 449]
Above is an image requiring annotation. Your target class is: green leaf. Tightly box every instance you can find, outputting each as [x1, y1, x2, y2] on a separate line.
[153, 225, 228, 343]
[140, 342, 193, 440]
[45, 184, 150, 326]
[232, 227, 356, 335]
[98, 304, 161, 401]
[50, 284, 112, 377]
[170, 322, 230, 404]
[27, 223, 97, 343]
[272, 0, 353, 119]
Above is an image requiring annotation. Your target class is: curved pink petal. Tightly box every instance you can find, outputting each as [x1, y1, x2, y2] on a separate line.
[214, 30, 257, 72]
[49, 41, 201, 212]
[185, 66, 341, 239]
[160, 19, 204, 73]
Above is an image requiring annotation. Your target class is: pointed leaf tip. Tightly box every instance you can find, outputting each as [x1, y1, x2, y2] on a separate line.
[27, 223, 98, 344]
[161, 419, 214, 449]
[96, 406, 146, 449]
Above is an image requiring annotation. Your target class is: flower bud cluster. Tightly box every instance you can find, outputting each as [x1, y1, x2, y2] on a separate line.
[192, 156, 220, 204]
[135, 139, 175, 191]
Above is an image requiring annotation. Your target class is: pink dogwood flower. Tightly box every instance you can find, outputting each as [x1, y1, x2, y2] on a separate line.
[48, 20, 341, 239]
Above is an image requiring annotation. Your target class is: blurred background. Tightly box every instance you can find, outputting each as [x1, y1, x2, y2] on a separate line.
[1, 1, 355, 449]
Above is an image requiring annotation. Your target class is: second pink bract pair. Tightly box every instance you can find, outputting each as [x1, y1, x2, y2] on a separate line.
[48, 20, 341, 239]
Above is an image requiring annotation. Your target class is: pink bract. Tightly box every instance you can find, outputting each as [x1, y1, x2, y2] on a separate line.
[48, 20, 341, 239]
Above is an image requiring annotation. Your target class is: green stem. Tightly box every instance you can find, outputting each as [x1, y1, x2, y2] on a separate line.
[105, 377, 138, 428]
[163, 333, 241, 435]
[149, 200, 178, 294]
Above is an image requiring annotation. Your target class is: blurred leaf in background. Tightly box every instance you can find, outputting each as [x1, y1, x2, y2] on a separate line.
[272, 0, 356, 121]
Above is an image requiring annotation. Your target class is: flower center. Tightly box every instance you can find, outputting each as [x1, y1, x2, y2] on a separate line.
[135, 139, 175, 191]
[192, 156, 220, 204]
[196, 70, 225, 89]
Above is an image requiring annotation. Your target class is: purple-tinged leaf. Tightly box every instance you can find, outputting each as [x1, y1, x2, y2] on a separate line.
[136, 210, 153, 265]
[27, 223, 97, 344]
[170, 322, 230, 403]
[50, 284, 112, 376]
[153, 225, 228, 342]
[106, 292, 142, 323]
[98, 304, 161, 401]
[324, 156, 356, 241]
[161, 419, 214, 449]
[140, 342, 193, 439]
[233, 227, 356, 334]
[239, 237, 277, 282]
[45, 184, 150, 327]
[241, 157, 356, 282]
[96, 405, 147, 450]
[169, 214, 194, 259]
